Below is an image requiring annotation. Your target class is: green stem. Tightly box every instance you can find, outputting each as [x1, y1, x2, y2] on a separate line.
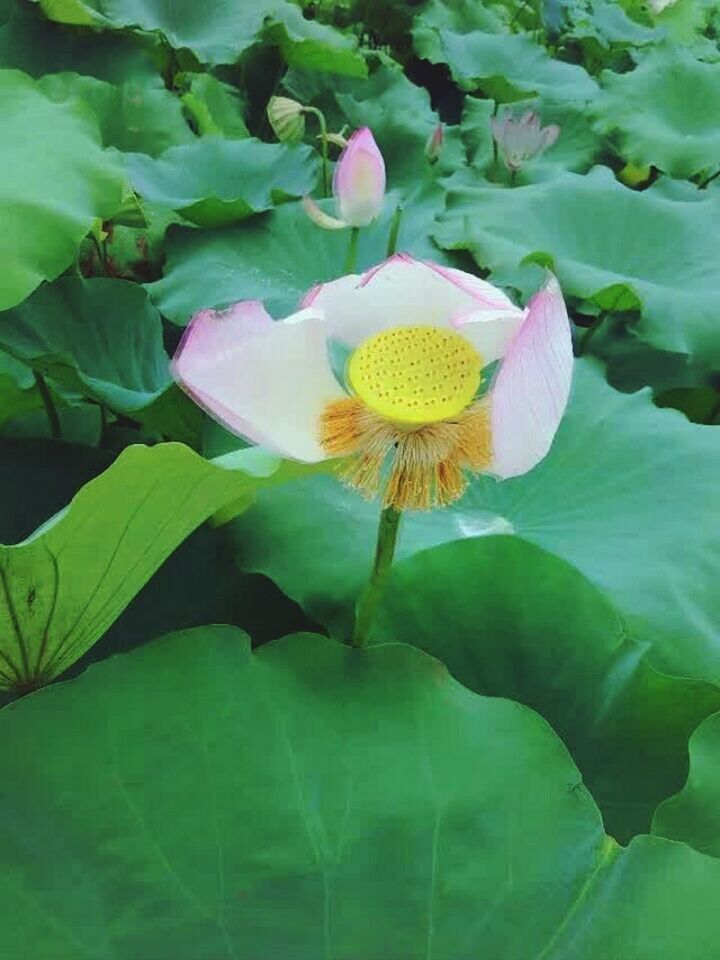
[303, 106, 330, 198]
[386, 204, 404, 257]
[344, 226, 360, 273]
[351, 506, 402, 648]
[89, 231, 107, 275]
[576, 311, 606, 357]
[34, 371, 61, 440]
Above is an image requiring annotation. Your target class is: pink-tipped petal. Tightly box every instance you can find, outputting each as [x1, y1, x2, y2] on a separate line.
[539, 124, 560, 152]
[172, 303, 344, 462]
[303, 195, 348, 231]
[333, 126, 386, 227]
[310, 255, 520, 347]
[490, 275, 573, 479]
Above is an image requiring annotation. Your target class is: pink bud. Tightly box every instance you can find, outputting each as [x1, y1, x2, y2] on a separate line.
[425, 122, 444, 163]
[333, 127, 386, 227]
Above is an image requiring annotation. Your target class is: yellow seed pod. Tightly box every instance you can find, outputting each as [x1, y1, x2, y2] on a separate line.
[348, 325, 482, 425]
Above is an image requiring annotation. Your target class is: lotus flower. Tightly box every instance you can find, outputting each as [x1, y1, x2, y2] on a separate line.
[304, 126, 386, 230]
[172, 255, 573, 511]
[491, 111, 560, 172]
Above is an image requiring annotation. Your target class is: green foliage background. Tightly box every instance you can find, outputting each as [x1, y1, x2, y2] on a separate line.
[0, 0, 719, 955]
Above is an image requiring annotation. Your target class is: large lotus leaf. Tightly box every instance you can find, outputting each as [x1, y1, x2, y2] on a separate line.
[126, 139, 317, 227]
[230, 360, 720, 681]
[434, 165, 720, 363]
[148, 192, 446, 324]
[33, 0, 366, 70]
[262, 2, 367, 78]
[0, 277, 172, 416]
[3, 626, 720, 957]
[39, 70, 194, 156]
[0, 0, 154, 79]
[566, 0, 661, 52]
[179, 72, 249, 139]
[0, 441, 316, 691]
[0, 69, 124, 311]
[412, 0, 598, 102]
[592, 49, 720, 179]
[371, 536, 720, 840]
[653, 711, 720, 858]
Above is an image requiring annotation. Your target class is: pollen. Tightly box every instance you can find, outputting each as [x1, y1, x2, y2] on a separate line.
[347, 325, 482, 424]
[320, 396, 492, 511]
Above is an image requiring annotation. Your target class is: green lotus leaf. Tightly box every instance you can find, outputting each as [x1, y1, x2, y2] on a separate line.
[262, 2, 367, 78]
[179, 72, 249, 139]
[434, 165, 720, 363]
[39, 70, 194, 156]
[3, 625, 720, 957]
[412, 0, 598, 102]
[371, 536, 720, 840]
[125, 139, 318, 227]
[32, 0, 366, 70]
[230, 360, 720, 682]
[0, 68, 124, 311]
[592, 48, 720, 179]
[653, 710, 720, 858]
[0, 441, 315, 691]
[147, 191, 446, 324]
[0, 278, 172, 416]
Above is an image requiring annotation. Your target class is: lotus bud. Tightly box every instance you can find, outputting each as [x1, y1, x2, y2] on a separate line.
[425, 122, 444, 163]
[333, 126, 386, 227]
[490, 110, 560, 172]
[267, 96, 305, 145]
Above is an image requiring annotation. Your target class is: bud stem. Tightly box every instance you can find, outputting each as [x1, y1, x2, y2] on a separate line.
[344, 226, 360, 273]
[302, 106, 330, 198]
[33, 371, 62, 440]
[350, 505, 402, 647]
[386, 204, 403, 257]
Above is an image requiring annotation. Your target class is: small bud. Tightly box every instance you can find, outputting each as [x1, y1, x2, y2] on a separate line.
[267, 96, 305, 145]
[334, 127, 386, 228]
[425, 122, 444, 163]
[490, 110, 560, 172]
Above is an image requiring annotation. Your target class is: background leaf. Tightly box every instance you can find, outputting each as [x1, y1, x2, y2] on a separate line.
[0, 68, 124, 311]
[3, 627, 720, 957]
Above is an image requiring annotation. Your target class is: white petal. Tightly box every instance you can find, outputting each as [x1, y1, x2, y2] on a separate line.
[455, 307, 527, 365]
[308, 254, 518, 347]
[173, 303, 343, 462]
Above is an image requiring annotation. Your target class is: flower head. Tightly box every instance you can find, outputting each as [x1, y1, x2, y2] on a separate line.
[172, 256, 573, 510]
[491, 110, 560, 172]
[304, 126, 386, 231]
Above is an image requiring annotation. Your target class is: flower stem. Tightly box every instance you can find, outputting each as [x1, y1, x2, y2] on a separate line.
[350, 506, 402, 648]
[89, 231, 107, 275]
[303, 106, 330, 198]
[386, 204, 404, 257]
[33, 371, 61, 440]
[344, 226, 360, 273]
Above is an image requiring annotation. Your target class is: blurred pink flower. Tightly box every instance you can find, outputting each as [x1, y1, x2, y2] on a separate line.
[173, 256, 573, 509]
[304, 126, 386, 230]
[425, 122, 444, 163]
[491, 111, 560, 172]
